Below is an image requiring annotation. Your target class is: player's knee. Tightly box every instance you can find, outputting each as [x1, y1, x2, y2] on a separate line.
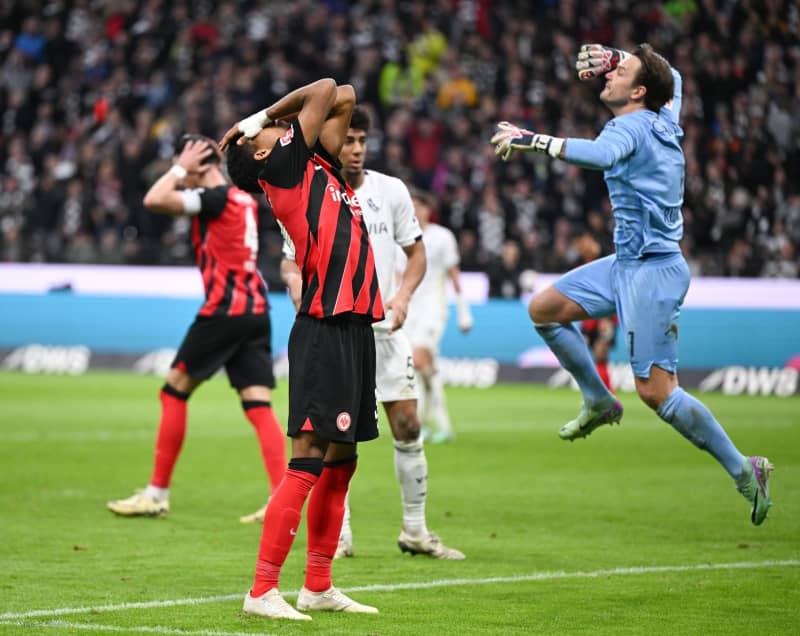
[392, 410, 421, 442]
[635, 383, 667, 410]
[528, 296, 543, 323]
[165, 367, 196, 395]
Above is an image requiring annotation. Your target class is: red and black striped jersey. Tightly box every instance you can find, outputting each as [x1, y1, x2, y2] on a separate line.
[190, 185, 268, 317]
[256, 119, 383, 322]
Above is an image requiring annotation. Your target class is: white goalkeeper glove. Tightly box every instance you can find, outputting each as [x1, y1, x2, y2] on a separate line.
[237, 108, 273, 139]
[575, 44, 630, 81]
[490, 121, 564, 161]
[456, 295, 473, 333]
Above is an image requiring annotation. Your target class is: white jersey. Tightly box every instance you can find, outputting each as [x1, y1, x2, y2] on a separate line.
[283, 169, 421, 333]
[406, 223, 459, 328]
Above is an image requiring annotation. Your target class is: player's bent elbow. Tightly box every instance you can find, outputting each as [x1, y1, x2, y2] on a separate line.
[142, 194, 159, 210]
[315, 78, 338, 101]
[337, 84, 356, 105]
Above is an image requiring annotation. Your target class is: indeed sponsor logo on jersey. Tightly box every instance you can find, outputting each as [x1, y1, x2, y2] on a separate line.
[326, 184, 362, 215]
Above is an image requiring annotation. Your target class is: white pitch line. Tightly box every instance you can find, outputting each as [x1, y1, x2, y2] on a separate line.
[1, 559, 797, 623]
[0, 620, 275, 636]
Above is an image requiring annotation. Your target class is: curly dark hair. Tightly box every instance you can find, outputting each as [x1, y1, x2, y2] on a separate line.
[225, 137, 265, 193]
[632, 43, 674, 113]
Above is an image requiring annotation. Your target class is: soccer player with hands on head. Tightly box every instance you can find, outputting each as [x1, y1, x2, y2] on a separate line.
[276, 107, 465, 562]
[107, 134, 286, 521]
[490, 43, 774, 525]
[222, 79, 383, 621]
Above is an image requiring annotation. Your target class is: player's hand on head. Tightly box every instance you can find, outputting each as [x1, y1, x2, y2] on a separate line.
[490, 121, 535, 161]
[218, 124, 243, 152]
[575, 44, 630, 81]
[177, 140, 214, 172]
[220, 109, 273, 151]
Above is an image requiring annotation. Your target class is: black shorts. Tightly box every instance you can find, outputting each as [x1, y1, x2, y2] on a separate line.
[287, 313, 378, 444]
[172, 312, 275, 390]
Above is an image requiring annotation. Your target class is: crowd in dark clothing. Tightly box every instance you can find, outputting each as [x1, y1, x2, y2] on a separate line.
[1, 0, 798, 295]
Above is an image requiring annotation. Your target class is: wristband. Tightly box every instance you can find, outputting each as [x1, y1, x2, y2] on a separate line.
[533, 134, 565, 159]
[238, 109, 272, 138]
[169, 165, 188, 179]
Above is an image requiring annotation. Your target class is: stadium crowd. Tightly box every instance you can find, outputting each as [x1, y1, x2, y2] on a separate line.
[1, 0, 798, 293]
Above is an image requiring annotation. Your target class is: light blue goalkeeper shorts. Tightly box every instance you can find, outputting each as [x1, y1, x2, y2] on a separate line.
[553, 252, 690, 378]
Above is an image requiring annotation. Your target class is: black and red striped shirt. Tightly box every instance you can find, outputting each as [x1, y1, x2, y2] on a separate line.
[256, 119, 383, 322]
[190, 185, 268, 317]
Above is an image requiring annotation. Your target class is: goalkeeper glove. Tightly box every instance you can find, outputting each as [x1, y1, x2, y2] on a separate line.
[575, 44, 630, 81]
[490, 121, 565, 161]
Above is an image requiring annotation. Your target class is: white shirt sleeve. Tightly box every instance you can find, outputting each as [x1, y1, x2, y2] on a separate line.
[179, 189, 203, 215]
[391, 179, 422, 247]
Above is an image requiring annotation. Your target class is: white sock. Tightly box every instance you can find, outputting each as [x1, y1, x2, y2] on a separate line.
[393, 438, 428, 537]
[429, 372, 453, 435]
[145, 485, 169, 501]
[339, 490, 352, 542]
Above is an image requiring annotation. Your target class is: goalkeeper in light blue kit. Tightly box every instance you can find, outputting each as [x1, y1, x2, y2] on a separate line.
[491, 43, 773, 525]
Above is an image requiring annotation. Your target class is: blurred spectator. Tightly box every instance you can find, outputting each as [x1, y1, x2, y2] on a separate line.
[488, 239, 525, 299]
[0, 0, 796, 282]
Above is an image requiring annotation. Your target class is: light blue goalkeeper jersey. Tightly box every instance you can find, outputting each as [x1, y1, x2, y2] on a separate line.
[564, 69, 684, 260]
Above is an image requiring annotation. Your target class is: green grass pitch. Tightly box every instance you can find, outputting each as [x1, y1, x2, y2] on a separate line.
[0, 371, 798, 635]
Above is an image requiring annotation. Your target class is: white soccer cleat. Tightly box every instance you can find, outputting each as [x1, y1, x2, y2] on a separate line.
[558, 399, 623, 441]
[296, 586, 378, 614]
[106, 489, 169, 518]
[239, 502, 268, 524]
[397, 529, 465, 560]
[333, 533, 354, 559]
[243, 589, 312, 621]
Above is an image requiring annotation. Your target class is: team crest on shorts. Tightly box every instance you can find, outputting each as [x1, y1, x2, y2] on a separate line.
[336, 411, 352, 432]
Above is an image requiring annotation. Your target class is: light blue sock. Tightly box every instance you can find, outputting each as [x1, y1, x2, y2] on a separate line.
[657, 387, 746, 479]
[535, 322, 613, 406]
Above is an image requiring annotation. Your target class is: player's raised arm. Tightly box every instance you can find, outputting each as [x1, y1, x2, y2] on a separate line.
[317, 84, 356, 159]
[491, 43, 676, 171]
[219, 78, 337, 151]
[661, 67, 683, 125]
[143, 139, 215, 214]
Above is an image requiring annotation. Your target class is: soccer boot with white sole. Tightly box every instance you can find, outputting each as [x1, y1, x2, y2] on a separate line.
[558, 399, 623, 441]
[106, 489, 169, 518]
[333, 533, 353, 559]
[296, 586, 378, 614]
[397, 529, 465, 560]
[736, 456, 774, 526]
[243, 589, 311, 621]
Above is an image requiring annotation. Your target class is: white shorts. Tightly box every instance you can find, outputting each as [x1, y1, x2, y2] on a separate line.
[374, 329, 418, 402]
[404, 316, 445, 355]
